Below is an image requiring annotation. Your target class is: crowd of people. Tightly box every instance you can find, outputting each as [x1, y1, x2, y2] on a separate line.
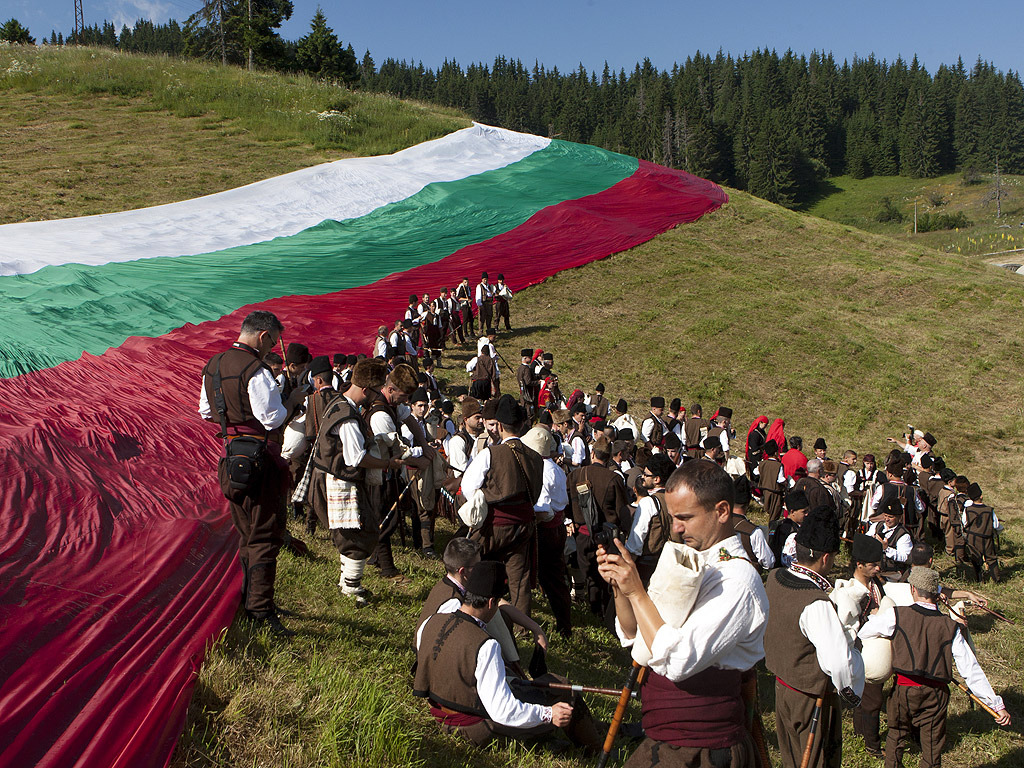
[199, 292, 1012, 768]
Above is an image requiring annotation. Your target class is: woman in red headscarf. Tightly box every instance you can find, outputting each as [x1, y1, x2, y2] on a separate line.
[745, 415, 769, 468]
[766, 418, 786, 456]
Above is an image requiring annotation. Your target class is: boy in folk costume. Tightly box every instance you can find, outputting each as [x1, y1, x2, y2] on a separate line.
[859, 567, 1010, 768]
[765, 506, 864, 768]
[962, 482, 1001, 582]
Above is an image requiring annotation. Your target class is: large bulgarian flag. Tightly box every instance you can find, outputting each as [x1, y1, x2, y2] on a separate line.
[0, 124, 726, 767]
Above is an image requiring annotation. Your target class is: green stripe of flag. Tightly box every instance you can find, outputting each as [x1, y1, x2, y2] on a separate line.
[1, 141, 636, 378]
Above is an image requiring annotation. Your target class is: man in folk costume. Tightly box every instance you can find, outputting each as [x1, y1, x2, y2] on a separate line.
[414, 561, 603, 750]
[440, 286, 464, 344]
[873, 457, 924, 535]
[793, 458, 836, 514]
[598, 460, 769, 768]
[567, 433, 631, 616]
[781, 436, 808, 479]
[836, 450, 859, 537]
[364, 363, 427, 584]
[744, 415, 769, 471]
[309, 358, 406, 607]
[199, 310, 307, 634]
[641, 396, 669, 452]
[699, 434, 724, 465]
[455, 276, 475, 340]
[812, 437, 829, 462]
[459, 395, 544, 616]
[299, 355, 338, 535]
[623, 452, 677, 586]
[820, 461, 842, 514]
[963, 482, 1001, 582]
[756, 439, 786, 524]
[587, 382, 611, 420]
[416, 538, 550, 681]
[280, 341, 312, 403]
[611, 398, 639, 440]
[846, 533, 887, 758]
[475, 271, 495, 331]
[732, 475, 774, 571]
[522, 426, 574, 637]
[493, 272, 513, 331]
[405, 387, 444, 559]
[867, 496, 913, 580]
[447, 397, 487, 474]
[769, 490, 810, 568]
[469, 333, 500, 400]
[676, 404, 703, 460]
[515, 349, 536, 417]
[566, 402, 591, 468]
[663, 431, 685, 469]
[706, 406, 733, 459]
[664, 398, 684, 440]
[764, 506, 864, 768]
[859, 567, 1010, 768]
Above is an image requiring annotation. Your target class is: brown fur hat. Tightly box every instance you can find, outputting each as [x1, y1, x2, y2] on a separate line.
[387, 363, 418, 394]
[351, 358, 388, 389]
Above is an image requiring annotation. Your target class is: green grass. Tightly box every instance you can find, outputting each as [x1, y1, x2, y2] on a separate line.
[802, 172, 1024, 260]
[3, 43, 1022, 768]
[0, 44, 469, 224]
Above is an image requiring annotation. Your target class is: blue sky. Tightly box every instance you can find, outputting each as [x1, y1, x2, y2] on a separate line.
[10, 0, 1023, 77]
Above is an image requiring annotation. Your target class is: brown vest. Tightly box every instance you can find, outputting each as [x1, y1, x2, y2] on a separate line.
[568, 463, 630, 530]
[646, 415, 665, 447]
[304, 388, 337, 439]
[793, 476, 835, 512]
[964, 503, 995, 556]
[312, 397, 370, 483]
[890, 605, 958, 683]
[684, 417, 707, 451]
[413, 611, 491, 716]
[757, 458, 783, 493]
[482, 440, 543, 506]
[201, 346, 268, 432]
[764, 569, 833, 694]
[416, 576, 463, 642]
[643, 491, 672, 556]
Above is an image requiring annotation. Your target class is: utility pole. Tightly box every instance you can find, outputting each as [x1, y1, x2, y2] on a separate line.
[914, 200, 918, 234]
[247, 0, 253, 71]
[74, 0, 84, 39]
[995, 155, 1003, 219]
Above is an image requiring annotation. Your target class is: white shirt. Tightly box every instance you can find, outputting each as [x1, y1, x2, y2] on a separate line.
[745, 525, 775, 570]
[858, 602, 1004, 711]
[534, 457, 568, 521]
[625, 490, 664, 556]
[868, 521, 912, 563]
[641, 414, 665, 444]
[781, 530, 799, 567]
[842, 469, 858, 494]
[495, 282, 512, 299]
[448, 431, 486, 473]
[611, 413, 639, 438]
[330, 395, 367, 468]
[475, 282, 493, 306]
[460, 436, 519, 499]
[788, 569, 865, 698]
[374, 336, 389, 357]
[616, 536, 769, 681]
[198, 363, 288, 430]
[415, 610, 552, 727]
[569, 433, 587, 466]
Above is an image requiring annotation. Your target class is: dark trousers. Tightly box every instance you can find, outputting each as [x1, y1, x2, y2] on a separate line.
[775, 683, 841, 768]
[460, 302, 475, 338]
[311, 473, 380, 559]
[494, 297, 511, 330]
[574, 532, 612, 617]
[219, 450, 289, 617]
[762, 489, 784, 524]
[624, 732, 756, 767]
[470, 521, 535, 616]
[536, 522, 572, 635]
[885, 684, 949, 768]
[854, 681, 885, 751]
[450, 311, 465, 343]
[480, 299, 493, 331]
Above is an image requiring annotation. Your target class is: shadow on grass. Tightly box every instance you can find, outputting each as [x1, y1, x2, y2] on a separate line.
[792, 178, 842, 212]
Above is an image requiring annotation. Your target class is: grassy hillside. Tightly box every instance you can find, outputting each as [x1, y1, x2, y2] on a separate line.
[3, 45, 1022, 768]
[802, 172, 1024, 261]
[0, 44, 469, 224]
